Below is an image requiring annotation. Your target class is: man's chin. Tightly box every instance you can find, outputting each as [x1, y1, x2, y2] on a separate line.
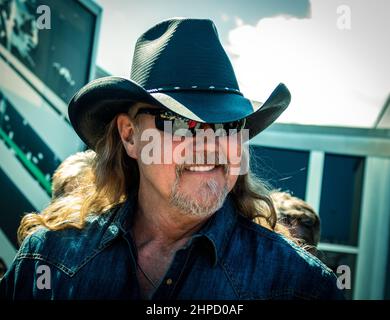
[189, 193, 222, 207]
[169, 174, 229, 216]
[170, 189, 228, 217]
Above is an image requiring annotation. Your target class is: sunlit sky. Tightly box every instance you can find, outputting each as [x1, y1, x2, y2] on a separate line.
[95, 0, 390, 128]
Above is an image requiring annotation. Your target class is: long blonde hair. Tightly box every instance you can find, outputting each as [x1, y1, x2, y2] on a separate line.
[18, 111, 289, 244]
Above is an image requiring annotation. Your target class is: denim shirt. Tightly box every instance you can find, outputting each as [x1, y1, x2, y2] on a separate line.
[0, 192, 344, 300]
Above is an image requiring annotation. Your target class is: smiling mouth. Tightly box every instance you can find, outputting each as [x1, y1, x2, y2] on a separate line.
[184, 165, 223, 172]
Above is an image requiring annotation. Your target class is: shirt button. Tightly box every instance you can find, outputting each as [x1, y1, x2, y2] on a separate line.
[166, 278, 173, 285]
[109, 225, 118, 235]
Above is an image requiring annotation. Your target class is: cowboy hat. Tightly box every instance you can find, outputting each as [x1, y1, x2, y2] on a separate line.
[68, 17, 291, 149]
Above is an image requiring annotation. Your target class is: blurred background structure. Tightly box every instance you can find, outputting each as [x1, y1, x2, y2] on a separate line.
[0, 0, 389, 300]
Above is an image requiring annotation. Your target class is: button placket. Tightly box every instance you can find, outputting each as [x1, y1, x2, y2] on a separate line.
[152, 244, 195, 300]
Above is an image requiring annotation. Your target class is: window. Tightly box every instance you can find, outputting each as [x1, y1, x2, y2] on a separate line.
[0, 0, 98, 102]
[250, 146, 309, 199]
[385, 223, 390, 300]
[319, 154, 365, 246]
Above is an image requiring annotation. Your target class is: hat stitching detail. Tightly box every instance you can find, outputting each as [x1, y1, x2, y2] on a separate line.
[146, 86, 242, 95]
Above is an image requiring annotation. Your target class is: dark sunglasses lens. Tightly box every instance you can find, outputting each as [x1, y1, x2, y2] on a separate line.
[154, 112, 191, 137]
[223, 119, 245, 131]
[173, 118, 195, 137]
[154, 115, 167, 132]
[154, 110, 246, 137]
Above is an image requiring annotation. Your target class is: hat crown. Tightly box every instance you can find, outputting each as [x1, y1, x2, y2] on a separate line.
[130, 18, 240, 92]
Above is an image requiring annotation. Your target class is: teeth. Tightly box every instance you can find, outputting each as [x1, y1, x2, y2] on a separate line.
[186, 165, 215, 172]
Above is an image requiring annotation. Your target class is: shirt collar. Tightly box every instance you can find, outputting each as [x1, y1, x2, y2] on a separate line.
[99, 190, 137, 247]
[104, 190, 238, 268]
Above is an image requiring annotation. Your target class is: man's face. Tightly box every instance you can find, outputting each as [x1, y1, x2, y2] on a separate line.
[120, 103, 244, 217]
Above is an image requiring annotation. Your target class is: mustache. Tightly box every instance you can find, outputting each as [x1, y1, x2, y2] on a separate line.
[175, 152, 230, 176]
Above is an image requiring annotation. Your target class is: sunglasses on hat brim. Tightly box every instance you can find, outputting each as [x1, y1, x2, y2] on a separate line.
[134, 108, 246, 137]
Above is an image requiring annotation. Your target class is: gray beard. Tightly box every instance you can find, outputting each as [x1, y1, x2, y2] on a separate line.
[169, 168, 229, 217]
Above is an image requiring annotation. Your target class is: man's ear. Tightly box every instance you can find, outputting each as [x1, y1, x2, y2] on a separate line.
[117, 114, 138, 159]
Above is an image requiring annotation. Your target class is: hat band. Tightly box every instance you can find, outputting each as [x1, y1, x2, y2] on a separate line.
[146, 85, 243, 96]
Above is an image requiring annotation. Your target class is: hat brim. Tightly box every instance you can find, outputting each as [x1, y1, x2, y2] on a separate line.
[68, 76, 291, 149]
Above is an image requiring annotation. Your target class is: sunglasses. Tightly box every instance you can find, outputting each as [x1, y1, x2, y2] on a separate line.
[134, 108, 246, 137]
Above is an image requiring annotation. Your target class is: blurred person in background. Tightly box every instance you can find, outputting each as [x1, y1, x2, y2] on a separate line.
[50, 150, 96, 200]
[16, 150, 96, 245]
[270, 191, 321, 256]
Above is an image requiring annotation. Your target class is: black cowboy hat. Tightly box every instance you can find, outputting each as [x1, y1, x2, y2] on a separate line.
[68, 18, 291, 149]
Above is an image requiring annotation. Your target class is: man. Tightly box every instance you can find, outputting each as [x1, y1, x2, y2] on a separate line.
[0, 18, 343, 300]
[270, 191, 321, 256]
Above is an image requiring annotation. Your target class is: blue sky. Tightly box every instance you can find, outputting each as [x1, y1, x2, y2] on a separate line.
[95, 0, 309, 76]
[95, 0, 390, 128]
